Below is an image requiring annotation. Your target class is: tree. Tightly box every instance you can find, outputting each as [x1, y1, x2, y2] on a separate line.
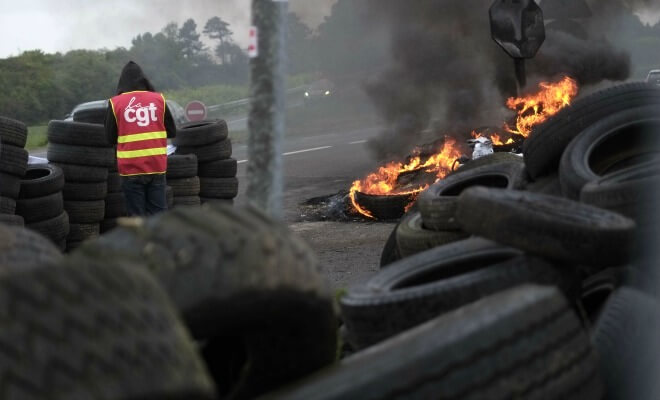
[287, 12, 313, 74]
[204, 16, 233, 64]
[178, 19, 205, 59]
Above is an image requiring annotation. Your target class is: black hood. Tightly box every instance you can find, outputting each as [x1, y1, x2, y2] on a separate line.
[115, 61, 156, 95]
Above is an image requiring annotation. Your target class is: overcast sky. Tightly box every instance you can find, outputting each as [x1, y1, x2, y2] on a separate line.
[0, 0, 337, 58]
[1, 0, 658, 59]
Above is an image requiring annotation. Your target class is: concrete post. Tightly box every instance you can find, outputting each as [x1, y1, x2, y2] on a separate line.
[246, 0, 288, 219]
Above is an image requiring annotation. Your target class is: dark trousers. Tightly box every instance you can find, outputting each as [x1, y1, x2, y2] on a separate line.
[121, 174, 167, 216]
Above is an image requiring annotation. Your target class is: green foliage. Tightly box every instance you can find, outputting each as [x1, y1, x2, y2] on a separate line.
[164, 84, 248, 107]
[26, 125, 48, 150]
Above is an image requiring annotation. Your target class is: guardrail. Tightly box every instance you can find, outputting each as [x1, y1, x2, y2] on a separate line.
[206, 86, 306, 116]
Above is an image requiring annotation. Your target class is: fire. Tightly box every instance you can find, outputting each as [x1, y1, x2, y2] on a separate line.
[350, 76, 579, 219]
[349, 137, 462, 218]
[506, 76, 578, 137]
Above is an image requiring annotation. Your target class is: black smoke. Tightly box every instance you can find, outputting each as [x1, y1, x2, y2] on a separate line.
[362, 0, 647, 160]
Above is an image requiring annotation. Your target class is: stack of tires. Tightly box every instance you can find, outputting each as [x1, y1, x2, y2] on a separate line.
[166, 154, 200, 207]
[0, 117, 30, 227]
[174, 120, 238, 205]
[101, 159, 127, 233]
[46, 121, 113, 250]
[329, 82, 660, 400]
[16, 164, 69, 251]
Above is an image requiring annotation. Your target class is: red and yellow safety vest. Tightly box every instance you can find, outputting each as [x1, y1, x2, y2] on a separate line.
[109, 91, 168, 176]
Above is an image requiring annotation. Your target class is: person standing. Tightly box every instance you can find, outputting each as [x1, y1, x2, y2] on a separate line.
[105, 61, 176, 216]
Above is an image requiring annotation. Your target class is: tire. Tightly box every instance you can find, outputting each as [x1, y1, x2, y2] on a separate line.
[0, 258, 216, 399]
[168, 176, 200, 197]
[200, 197, 234, 206]
[64, 200, 105, 224]
[0, 172, 21, 199]
[0, 196, 16, 214]
[51, 162, 108, 182]
[451, 152, 523, 176]
[62, 181, 108, 201]
[580, 267, 627, 323]
[72, 107, 106, 125]
[47, 142, 115, 168]
[104, 192, 127, 218]
[524, 172, 564, 197]
[16, 192, 64, 223]
[199, 177, 238, 199]
[559, 106, 660, 199]
[26, 211, 70, 243]
[167, 154, 198, 179]
[419, 161, 525, 231]
[75, 205, 337, 399]
[67, 222, 100, 242]
[176, 139, 232, 163]
[580, 161, 660, 228]
[100, 218, 118, 233]
[0, 214, 24, 227]
[107, 172, 121, 193]
[592, 288, 660, 400]
[173, 196, 201, 207]
[266, 285, 603, 400]
[352, 191, 416, 220]
[199, 158, 238, 178]
[0, 144, 28, 176]
[0, 224, 62, 273]
[0, 116, 28, 147]
[341, 238, 576, 349]
[18, 164, 65, 198]
[395, 211, 469, 257]
[456, 187, 636, 267]
[379, 223, 402, 267]
[47, 120, 110, 147]
[174, 119, 228, 147]
[524, 83, 660, 179]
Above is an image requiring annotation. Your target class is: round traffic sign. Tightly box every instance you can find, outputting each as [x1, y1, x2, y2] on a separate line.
[185, 101, 207, 122]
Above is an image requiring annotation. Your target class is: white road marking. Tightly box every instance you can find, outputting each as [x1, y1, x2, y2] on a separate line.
[349, 140, 367, 145]
[282, 146, 332, 156]
[236, 145, 333, 165]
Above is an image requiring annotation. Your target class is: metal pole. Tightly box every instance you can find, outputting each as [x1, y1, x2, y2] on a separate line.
[247, 0, 288, 219]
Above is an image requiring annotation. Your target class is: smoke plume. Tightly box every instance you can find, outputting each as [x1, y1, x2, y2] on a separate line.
[363, 0, 648, 160]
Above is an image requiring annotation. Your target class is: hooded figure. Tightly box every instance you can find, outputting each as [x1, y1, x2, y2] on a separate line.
[105, 61, 176, 216]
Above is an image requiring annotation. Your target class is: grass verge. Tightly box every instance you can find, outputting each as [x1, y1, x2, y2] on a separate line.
[26, 125, 48, 150]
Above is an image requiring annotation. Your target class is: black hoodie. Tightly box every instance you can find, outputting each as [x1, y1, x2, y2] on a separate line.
[105, 61, 176, 145]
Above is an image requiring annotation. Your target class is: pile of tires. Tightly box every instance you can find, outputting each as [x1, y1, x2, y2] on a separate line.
[174, 120, 238, 205]
[0, 116, 29, 227]
[101, 159, 127, 233]
[46, 120, 114, 250]
[166, 154, 201, 207]
[335, 82, 660, 400]
[71, 203, 336, 399]
[16, 164, 69, 251]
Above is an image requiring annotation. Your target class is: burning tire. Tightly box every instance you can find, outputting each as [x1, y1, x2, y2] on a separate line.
[455, 187, 636, 267]
[352, 191, 417, 220]
[559, 105, 660, 199]
[524, 82, 660, 179]
[273, 285, 602, 400]
[419, 161, 525, 231]
[340, 237, 576, 349]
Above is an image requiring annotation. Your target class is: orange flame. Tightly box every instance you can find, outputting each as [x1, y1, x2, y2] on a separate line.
[506, 76, 578, 137]
[349, 137, 462, 218]
[351, 76, 579, 219]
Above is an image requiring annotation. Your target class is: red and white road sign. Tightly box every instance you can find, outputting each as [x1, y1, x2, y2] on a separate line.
[185, 101, 207, 122]
[248, 26, 258, 58]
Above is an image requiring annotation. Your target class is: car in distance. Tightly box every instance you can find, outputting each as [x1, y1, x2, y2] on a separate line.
[646, 69, 660, 86]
